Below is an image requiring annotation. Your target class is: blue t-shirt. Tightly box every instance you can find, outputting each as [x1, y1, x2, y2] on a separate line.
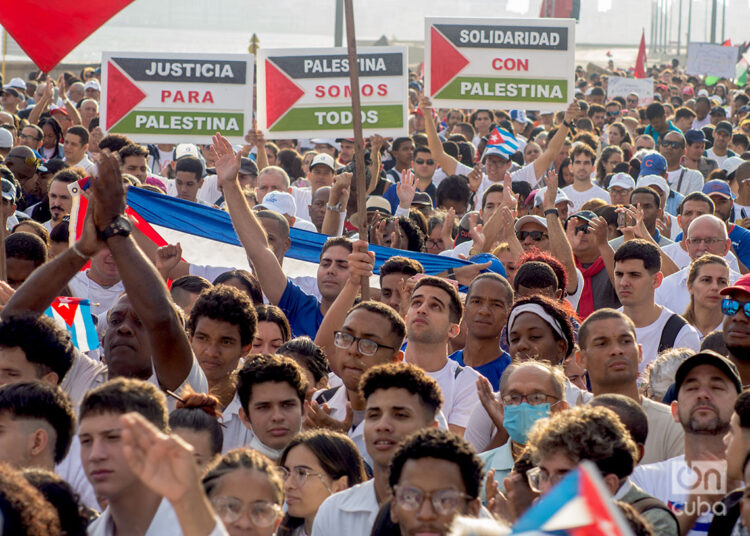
[383, 181, 437, 214]
[675, 224, 750, 269]
[448, 349, 511, 391]
[278, 279, 324, 339]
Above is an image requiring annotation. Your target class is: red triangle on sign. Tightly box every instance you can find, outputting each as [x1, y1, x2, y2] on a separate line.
[430, 27, 470, 96]
[265, 59, 305, 127]
[105, 61, 146, 130]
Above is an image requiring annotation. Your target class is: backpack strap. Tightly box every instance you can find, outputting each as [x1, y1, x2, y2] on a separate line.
[676, 167, 687, 193]
[313, 385, 342, 405]
[658, 314, 688, 354]
[630, 496, 679, 527]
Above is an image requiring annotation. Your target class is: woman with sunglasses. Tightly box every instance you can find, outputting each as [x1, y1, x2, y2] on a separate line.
[683, 255, 730, 339]
[277, 430, 367, 536]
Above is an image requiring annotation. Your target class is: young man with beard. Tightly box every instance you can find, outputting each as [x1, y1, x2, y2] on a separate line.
[631, 351, 742, 536]
[43, 168, 79, 232]
[312, 362, 442, 536]
[720, 274, 750, 385]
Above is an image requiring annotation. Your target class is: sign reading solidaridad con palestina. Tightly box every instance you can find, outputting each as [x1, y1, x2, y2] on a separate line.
[425, 17, 575, 111]
[101, 52, 254, 144]
[256, 46, 408, 139]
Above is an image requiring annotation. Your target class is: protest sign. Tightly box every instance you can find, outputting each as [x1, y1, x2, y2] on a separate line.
[256, 46, 408, 139]
[686, 43, 739, 79]
[424, 17, 575, 110]
[607, 76, 654, 105]
[101, 52, 254, 145]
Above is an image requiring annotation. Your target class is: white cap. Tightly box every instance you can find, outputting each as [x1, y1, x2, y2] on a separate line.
[84, 80, 101, 91]
[257, 191, 297, 217]
[0, 129, 12, 148]
[533, 187, 573, 208]
[175, 143, 201, 159]
[4, 77, 26, 91]
[514, 214, 548, 232]
[721, 156, 745, 176]
[310, 153, 335, 171]
[697, 89, 709, 97]
[310, 138, 341, 151]
[608, 172, 636, 190]
[638, 174, 670, 196]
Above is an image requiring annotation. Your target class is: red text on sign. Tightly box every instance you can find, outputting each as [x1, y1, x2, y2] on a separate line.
[491, 58, 529, 71]
[160, 90, 215, 103]
[314, 83, 388, 98]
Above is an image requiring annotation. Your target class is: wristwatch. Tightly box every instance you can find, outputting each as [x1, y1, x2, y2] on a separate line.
[100, 215, 132, 241]
[326, 202, 343, 213]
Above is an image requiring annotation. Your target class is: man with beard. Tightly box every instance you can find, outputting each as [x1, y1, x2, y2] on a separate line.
[721, 274, 750, 384]
[43, 169, 79, 232]
[632, 351, 741, 536]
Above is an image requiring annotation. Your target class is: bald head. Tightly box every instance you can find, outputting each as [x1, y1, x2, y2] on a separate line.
[4, 146, 39, 183]
[736, 162, 750, 183]
[687, 214, 730, 260]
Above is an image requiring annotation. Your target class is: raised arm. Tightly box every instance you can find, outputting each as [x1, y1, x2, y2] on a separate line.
[211, 133, 288, 303]
[245, 120, 269, 171]
[531, 101, 579, 179]
[543, 170, 578, 295]
[589, 216, 616, 288]
[320, 172, 351, 236]
[92, 151, 193, 391]
[59, 76, 82, 127]
[419, 96, 459, 175]
[28, 82, 52, 125]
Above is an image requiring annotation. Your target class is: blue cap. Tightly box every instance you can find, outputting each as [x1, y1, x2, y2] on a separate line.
[702, 179, 735, 199]
[639, 153, 667, 177]
[685, 129, 705, 144]
[469, 253, 507, 279]
[510, 110, 530, 123]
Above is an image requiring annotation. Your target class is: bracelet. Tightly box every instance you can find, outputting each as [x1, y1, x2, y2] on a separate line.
[71, 243, 90, 260]
[447, 267, 455, 279]
[544, 208, 559, 217]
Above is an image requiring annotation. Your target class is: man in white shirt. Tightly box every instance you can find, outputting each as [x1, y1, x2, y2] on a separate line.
[291, 153, 335, 221]
[404, 276, 480, 436]
[312, 363, 441, 536]
[691, 96, 711, 130]
[43, 170, 77, 232]
[631, 351, 742, 536]
[63, 126, 95, 174]
[561, 143, 611, 211]
[257, 191, 317, 232]
[576, 309, 684, 464]
[612, 239, 700, 371]
[660, 131, 704, 196]
[705, 121, 736, 167]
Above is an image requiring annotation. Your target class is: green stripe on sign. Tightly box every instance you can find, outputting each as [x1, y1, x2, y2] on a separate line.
[436, 77, 567, 103]
[109, 110, 245, 135]
[270, 104, 403, 132]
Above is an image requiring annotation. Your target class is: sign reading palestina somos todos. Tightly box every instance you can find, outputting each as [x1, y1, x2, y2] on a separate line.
[256, 46, 408, 139]
[100, 52, 254, 145]
[425, 17, 575, 111]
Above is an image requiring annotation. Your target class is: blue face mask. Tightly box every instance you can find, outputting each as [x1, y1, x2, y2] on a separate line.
[503, 402, 551, 444]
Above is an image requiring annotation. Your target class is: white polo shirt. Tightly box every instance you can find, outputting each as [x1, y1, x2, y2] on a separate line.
[311, 479, 378, 536]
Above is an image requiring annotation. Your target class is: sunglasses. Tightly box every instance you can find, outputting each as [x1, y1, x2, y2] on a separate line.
[516, 230, 548, 242]
[414, 158, 435, 166]
[606, 110, 620, 116]
[722, 298, 750, 319]
[661, 140, 684, 149]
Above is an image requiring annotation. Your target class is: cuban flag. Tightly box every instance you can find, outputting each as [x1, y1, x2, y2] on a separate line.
[45, 297, 100, 352]
[512, 461, 634, 536]
[485, 126, 520, 158]
[70, 186, 484, 285]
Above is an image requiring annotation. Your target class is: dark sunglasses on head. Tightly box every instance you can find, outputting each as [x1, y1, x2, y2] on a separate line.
[516, 230, 548, 241]
[414, 158, 435, 166]
[722, 298, 750, 318]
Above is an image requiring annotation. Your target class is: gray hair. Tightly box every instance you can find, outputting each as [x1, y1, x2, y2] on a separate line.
[499, 360, 566, 402]
[258, 165, 290, 189]
[643, 347, 695, 401]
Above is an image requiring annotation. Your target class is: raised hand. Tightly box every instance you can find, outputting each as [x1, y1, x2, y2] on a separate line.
[76, 196, 106, 257]
[564, 100, 581, 123]
[244, 119, 265, 148]
[91, 150, 125, 231]
[209, 132, 241, 190]
[589, 215, 610, 248]
[303, 400, 353, 433]
[396, 169, 418, 208]
[543, 169, 559, 211]
[156, 243, 183, 279]
[418, 95, 433, 112]
[347, 240, 375, 285]
[477, 376, 504, 429]
[501, 173, 518, 214]
[467, 164, 483, 193]
[440, 207, 456, 250]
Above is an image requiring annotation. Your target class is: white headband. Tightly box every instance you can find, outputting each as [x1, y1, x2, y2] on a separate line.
[507, 303, 565, 340]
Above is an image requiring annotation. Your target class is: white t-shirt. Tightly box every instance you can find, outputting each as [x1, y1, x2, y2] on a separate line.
[705, 148, 731, 167]
[666, 167, 704, 196]
[655, 267, 740, 318]
[661, 242, 740, 272]
[561, 183, 611, 212]
[221, 392, 254, 453]
[622, 306, 701, 372]
[67, 155, 96, 175]
[67, 271, 125, 317]
[60, 349, 108, 408]
[312, 479, 378, 536]
[631, 455, 712, 536]
[421, 358, 480, 428]
[293, 217, 318, 232]
[291, 186, 313, 221]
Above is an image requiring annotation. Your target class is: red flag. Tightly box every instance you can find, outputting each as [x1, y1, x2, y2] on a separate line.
[722, 39, 733, 47]
[0, 0, 135, 72]
[634, 29, 647, 79]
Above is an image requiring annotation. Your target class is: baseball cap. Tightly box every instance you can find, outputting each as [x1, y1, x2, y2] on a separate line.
[257, 191, 297, 217]
[682, 86, 694, 96]
[49, 107, 68, 117]
[1, 178, 16, 202]
[608, 172, 636, 191]
[639, 153, 667, 177]
[568, 210, 597, 224]
[0, 129, 13, 149]
[412, 191, 432, 206]
[348, 195, 392, 228]
[533, 187, 573, 208]
[1, 87, 21, 99]
[715, 121, 733, 135]
[697, 89, 709, 97]
[510, 110, 530, 124]
[175, 143, 201, 159]
[514, 215, 548, 232]
[702, 179, 735, 199]
[721, 273, 750, 297]
[684, 129, 706, 144]
[638, 174, 670, 196]
[721, 156, 745, 177]
[239, 157, 259, 176]
[674, 350, 742, 394]
[741, 118, 750, 129]
[710, 106, 726, 117]
[83, 80, 101, 91]
[310, 153, 335, 171]
[335, 138, 354, 144]
[310, 138, 341, 151]
[4, 77, 26, 91]
[481, 146, 510, 162]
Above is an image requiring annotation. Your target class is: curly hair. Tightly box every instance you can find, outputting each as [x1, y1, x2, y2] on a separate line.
[236, 354, 307, 412]
[528, 405, 639, 480]
[360, 362, 443, 419]
[117, 143, 149, 160]
[202, 448, 284, 505]
[379, 256, 424, 285]
[388, 428, 484, 499]
[187, 285, 258, 346]
[23, 468, 88, 536]
[518, 249, 568, 292]
[396, 216, 427, 253]
[0, 463, 61, 535]
[643, 347, 694, 401]
[507, 295, 575, 359]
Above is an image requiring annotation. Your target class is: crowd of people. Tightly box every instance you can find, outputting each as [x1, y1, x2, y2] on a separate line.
[0, 56, 749, 536]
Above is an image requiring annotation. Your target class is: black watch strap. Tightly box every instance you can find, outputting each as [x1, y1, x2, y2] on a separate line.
[101, 215, 132, 241]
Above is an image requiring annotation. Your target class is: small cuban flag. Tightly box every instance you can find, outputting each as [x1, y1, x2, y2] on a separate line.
[512, 461, 634, 536]
[45, 297, 100, 352]
[485, 126, 520, 158]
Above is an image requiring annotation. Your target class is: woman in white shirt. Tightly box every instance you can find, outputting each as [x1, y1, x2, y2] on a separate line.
[682, 254, 730, 339]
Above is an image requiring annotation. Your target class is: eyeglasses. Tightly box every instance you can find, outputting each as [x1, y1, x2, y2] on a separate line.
[526, 466, 569, 493]
[414, 158, 435, 166]
[686, 237, 725, 246]
[575, 224, 591, 235]
[501, 392, 558, 406]
[334, 331, 395, 356]
[393, 486, 472, 515]
[426, 238, 444, 249]
[722, 298, 750, 319]
[278, 466, 331, 490]
[18, 133, 41, 142]
[210, 497, 281, 527]
[660, 140, 684, 149]
[516, 230, 548, 242]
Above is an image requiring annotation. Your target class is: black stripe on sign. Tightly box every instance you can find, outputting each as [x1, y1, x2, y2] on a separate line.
[112, 58, 247, 84]
[269, 52, 403, 79]
[434, 24, 569, 51]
